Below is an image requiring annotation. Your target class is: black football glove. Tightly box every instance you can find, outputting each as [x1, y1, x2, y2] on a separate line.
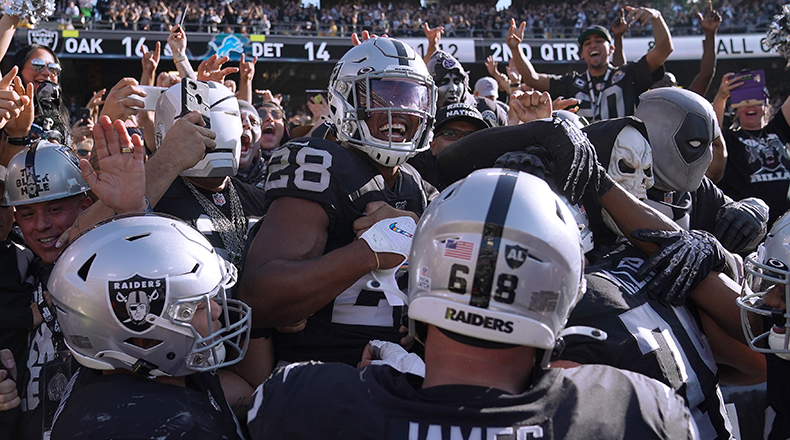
[713, 197, 769, 254]
[493, 149, 549, 179]
[632, 229, 731, 306]
[437, 117, 601, 203]
[542, 117, 600, 204]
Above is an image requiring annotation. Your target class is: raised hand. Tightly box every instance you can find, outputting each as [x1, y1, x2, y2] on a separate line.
[196, 54, 238, 82]
[80, 115, 147, 214]
[698, 0, 721, 35]
[99, 77, 147, 121]
[3, 70, 34, 138]
[509, 90, 552, 123]
[0, 68, 30, 130]
[506, 19, 526, 50]
[238, 53, 257, 85]
[611, 8, 628, 38]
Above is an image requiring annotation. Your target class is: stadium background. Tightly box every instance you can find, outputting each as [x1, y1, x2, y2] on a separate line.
[4, 8, 788, 114]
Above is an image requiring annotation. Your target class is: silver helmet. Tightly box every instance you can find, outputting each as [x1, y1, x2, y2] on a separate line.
[155, 79, 242, 178]
[739, 210, 790, 360]
[48, 213, 251, 377]
[3, 140, 89, 206]
[327, 37, 436, 167]
[407, 168, 587, 349]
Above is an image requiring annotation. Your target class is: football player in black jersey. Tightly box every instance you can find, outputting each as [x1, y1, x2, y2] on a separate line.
[247, 168, 698, 440]
[507, 6, 672, 122]
[238, 37, 437, 366]
[47, 214, 251, 440]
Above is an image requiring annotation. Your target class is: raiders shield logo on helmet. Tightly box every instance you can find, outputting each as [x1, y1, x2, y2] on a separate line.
[505, 244, 529, 269]
[109, 275, 167, 333]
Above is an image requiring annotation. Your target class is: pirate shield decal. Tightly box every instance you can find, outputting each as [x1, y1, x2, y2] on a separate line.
[109, 275, 167, 333]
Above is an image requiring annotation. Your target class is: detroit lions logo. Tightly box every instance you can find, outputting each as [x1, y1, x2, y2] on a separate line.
[208, 35, 246, 58]
[109, 275, 166, 333]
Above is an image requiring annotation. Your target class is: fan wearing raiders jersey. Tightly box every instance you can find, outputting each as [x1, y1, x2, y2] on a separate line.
[238, 37, 437, 366]
[560, 244, 733, 439]
[506, 9, 671, 122]
[247, 169, 697, 440]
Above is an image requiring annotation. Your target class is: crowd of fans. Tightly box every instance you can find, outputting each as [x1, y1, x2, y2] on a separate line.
[16, 0, 783, 38]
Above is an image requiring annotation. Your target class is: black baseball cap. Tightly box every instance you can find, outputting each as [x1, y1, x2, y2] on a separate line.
[578, 25, 612, 45]
[434, 103, 491, 132]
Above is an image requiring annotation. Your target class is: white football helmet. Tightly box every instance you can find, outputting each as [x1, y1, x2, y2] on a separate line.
[407, 169, 592, 352]
[739, 210, 790, 360]
[155, 80, 242, 178]
[3, 140, 89, 206]
[328, 37, 437, 167]
[48, 213, 251, 377]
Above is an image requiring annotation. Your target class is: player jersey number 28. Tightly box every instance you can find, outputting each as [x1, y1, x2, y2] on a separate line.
[266, 143, 333, 193]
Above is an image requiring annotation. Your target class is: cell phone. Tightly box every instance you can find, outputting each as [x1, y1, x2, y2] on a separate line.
[180, 77, 211, 128]
[306, 89, 328, 106]
[75, 107, 91, 126]
[730, 69, 767, 106]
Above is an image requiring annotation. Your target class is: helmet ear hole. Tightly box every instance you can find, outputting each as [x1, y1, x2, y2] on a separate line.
[77, 254, 97, 282]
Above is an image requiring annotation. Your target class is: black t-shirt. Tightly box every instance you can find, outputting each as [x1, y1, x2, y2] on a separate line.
[247, 362, 695, 440]
[718, 108, 790, 227]
[549, 56, 663, 121]
[264, 137, 433, 365]
[562, 244, 733, 439]
[155, 176, 266, 266]
[50, 367, 243, 440]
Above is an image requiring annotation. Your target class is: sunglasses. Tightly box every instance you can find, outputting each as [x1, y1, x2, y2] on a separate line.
[437, 128, 476, 141]
[258, 108, 283, 120]
[76, 149, 91, 157]
[30, 58, 62, 75]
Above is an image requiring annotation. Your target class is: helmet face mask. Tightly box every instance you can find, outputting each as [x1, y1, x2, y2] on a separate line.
[328, 37, 437, 167]
[49, 214, 251, 377]
[407, 169, 586, 349]
[739, 212, 790, 360]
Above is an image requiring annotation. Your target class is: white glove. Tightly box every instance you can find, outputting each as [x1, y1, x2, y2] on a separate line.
[359, 216, 416, 305]
[369, 340, 425, 377]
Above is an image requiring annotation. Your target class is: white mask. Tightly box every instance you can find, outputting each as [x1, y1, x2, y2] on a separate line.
[603, 125, 654, 236]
